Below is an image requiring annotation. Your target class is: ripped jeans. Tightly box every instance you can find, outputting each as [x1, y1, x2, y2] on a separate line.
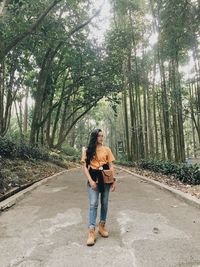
[87, 182, 111, 229]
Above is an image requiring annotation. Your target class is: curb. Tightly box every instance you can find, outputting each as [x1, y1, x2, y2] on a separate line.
[115, 165, 200, 210]
[0, 167, 80, 212]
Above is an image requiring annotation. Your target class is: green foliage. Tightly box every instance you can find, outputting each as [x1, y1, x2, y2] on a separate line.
[175, 164, 200, 185]
[115, 159, 135, 167]
[0, 137, 49, 160]
[49, 151, 70, 168]
[139, 158, 200, 185]
[1, 0, 200, 163]
[17, 143, 49, 160]
[0, 137, 17, 158]
[61, 143, 78, 157]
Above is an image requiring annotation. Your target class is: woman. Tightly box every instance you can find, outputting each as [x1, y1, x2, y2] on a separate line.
[81, 128, 116, 246]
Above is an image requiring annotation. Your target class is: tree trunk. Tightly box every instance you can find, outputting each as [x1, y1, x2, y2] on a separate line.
[127, 51, 137, 161]
[23, 87, 29, 134]
[122, 62, 131, 160]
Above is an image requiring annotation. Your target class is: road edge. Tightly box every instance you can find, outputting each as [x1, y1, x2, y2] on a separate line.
[115, 165, 200, 210]
[0, 166, 80, 212]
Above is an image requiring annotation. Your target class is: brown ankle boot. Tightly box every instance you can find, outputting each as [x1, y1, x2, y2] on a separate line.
[98, 222, 109, 238]
[86, 228, 96, 246]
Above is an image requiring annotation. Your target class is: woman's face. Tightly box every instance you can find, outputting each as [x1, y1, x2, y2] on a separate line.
[97, 131, 103, 145]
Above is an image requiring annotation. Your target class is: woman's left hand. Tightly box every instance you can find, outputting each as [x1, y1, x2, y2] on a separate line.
[111, 182, 116, 192]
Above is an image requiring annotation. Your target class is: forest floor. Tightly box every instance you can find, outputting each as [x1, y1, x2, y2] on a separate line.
[0, 156, 77, 198]
[118, 165, 200, 199]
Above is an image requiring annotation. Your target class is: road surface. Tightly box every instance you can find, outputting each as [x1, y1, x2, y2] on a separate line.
[0, 167, 200, 267]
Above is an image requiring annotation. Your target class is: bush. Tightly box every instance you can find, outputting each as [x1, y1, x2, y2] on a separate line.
[115, 159, 135, 167]
[138, 158, 200, 185]
[61, 143, 78, 157]
[17, 142, 49, 160]
[175, 163, 200, 185]
[0, 137, 49, 160]
[0, 137, 16, 158]
[139, 159, 178, 174]
[115, 152, 137, 167]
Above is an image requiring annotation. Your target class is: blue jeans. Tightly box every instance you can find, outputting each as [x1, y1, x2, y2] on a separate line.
[87, 183, 111, 229]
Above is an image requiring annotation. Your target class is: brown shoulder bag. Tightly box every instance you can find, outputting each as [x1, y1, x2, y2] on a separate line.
[101, 169, 115, 184]
[95, 154, 115, 184]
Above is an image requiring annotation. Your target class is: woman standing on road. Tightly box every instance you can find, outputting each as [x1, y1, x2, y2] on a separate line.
[81, 128, 116, 246]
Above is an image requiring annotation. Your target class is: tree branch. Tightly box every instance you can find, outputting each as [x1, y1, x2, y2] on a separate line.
[0, 0, 11, 17]
[0, 0, 62, 61]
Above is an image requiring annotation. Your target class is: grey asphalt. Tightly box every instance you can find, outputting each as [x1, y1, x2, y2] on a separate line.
[0, 167, 200, 267]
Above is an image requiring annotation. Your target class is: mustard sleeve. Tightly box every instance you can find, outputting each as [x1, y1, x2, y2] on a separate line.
[107, 147, 115, 163]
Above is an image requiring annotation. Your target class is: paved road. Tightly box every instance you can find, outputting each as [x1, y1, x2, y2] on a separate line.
[0, 167, 200, 267]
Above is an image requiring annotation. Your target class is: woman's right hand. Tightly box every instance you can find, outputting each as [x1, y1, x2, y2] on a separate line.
[90, 180, 97, 190]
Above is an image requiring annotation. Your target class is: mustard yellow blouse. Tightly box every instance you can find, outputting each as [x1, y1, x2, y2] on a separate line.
[81, 145, 115, 169]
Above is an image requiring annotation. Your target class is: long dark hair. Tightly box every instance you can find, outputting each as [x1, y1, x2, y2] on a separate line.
[86, 128, 102, 167]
